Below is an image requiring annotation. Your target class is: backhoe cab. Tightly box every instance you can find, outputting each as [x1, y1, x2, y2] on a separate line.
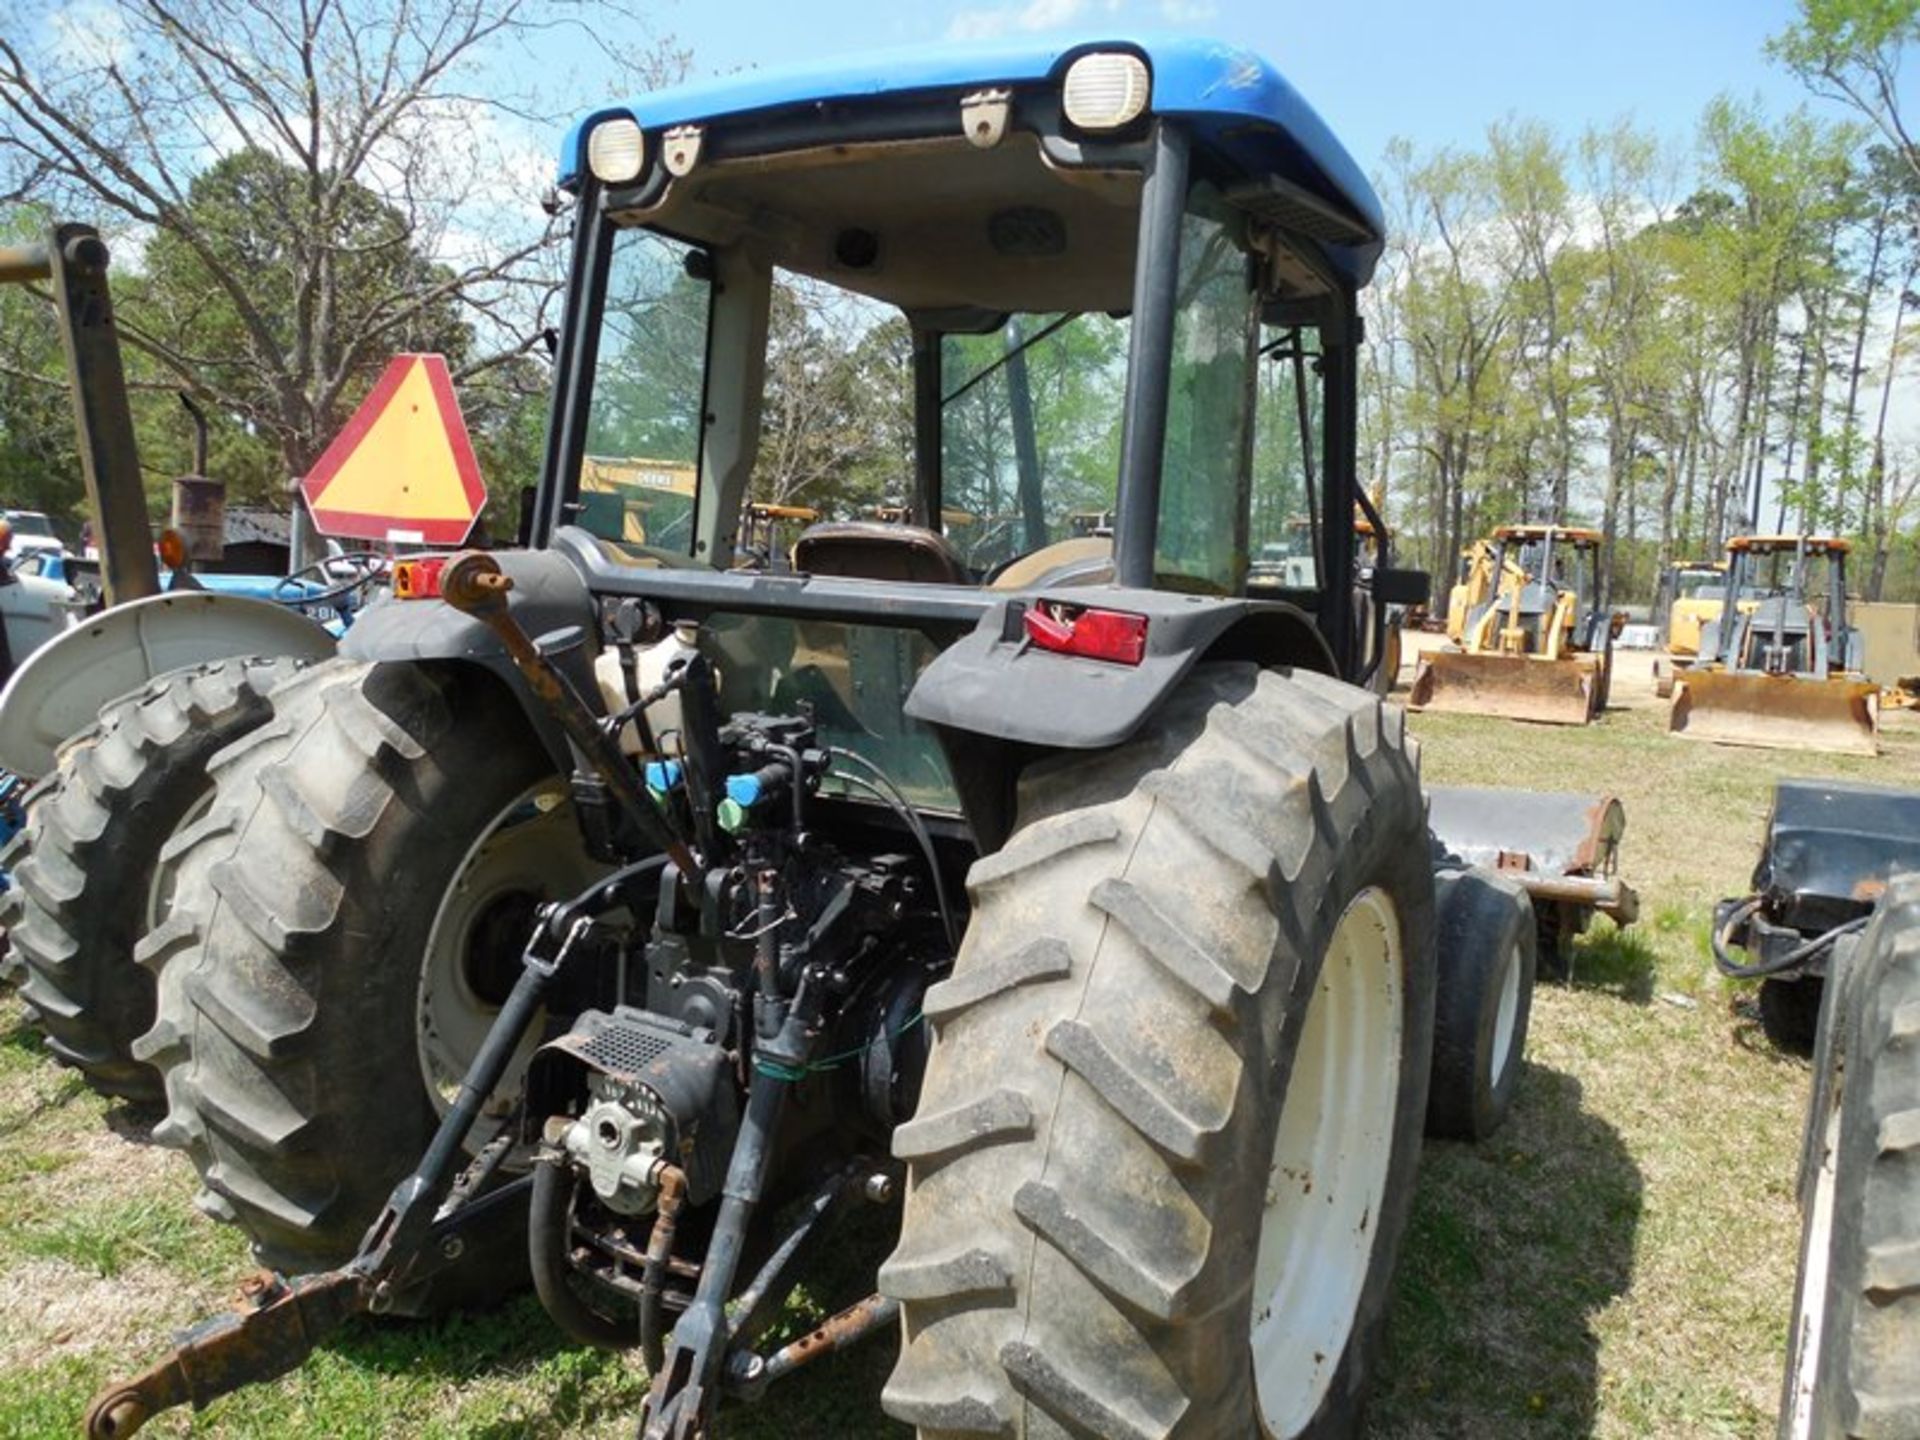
[82, 37, 1640, 1440]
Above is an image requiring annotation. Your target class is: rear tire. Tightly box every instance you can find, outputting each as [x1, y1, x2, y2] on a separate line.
[1779, 877, 1920, 1438]
[1427, 867, 1535, 1141]
[137, 658, 590, 1272]
[0, 657, 299, 1101]
[881, 664, 1435, 1439]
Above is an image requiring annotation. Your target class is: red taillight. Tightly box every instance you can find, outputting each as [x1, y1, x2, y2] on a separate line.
[1022, 604, 1149, 665]
[393, 556, 449, 599]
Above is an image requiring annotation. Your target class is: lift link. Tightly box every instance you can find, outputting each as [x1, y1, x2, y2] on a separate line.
[436, 549, 704, 881]
[82, 915, 600, 1438]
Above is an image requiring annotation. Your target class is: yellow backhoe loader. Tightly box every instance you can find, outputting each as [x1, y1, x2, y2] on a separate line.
[1653, 557, 1761, 699]
[1410, 523, 1613, 725]
[1667, 534, 1878, 755]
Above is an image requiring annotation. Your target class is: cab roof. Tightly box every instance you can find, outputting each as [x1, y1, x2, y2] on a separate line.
[1493, 523, 1602, 544]
[560, 33, 1385, 286]
[1728, 534, 1850, 554]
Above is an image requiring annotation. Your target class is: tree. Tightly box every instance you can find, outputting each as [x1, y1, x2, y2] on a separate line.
[0, 0, 686, 506]
[1772, 0, 1920, 182]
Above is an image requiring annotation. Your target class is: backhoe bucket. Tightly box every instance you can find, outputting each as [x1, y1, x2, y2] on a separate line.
[1407, 649, 1599, 725]
[1667, 669, 1878, 757]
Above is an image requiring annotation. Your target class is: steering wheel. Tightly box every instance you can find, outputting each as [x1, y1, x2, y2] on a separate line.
[270, 551, 390, 609]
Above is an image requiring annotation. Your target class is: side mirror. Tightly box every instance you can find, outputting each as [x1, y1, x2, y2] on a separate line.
[1369, 567, 1430, 607]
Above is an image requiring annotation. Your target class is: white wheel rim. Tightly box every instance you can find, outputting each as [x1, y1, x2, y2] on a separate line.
[1488, 938, 1523, 1087]
[144, 787, 216, 934]
[1783, 1099, 1841, 1440]
[417, 781, 606, 1145]
[1250, 886, 1404, 1439]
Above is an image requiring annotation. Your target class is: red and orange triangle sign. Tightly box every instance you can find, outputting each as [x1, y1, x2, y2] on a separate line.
[300, 354, 487, 545]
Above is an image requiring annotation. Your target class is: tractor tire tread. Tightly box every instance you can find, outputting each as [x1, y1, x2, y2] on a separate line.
[881, 663, 1432, 1440]
[0, 656, 300, 1100]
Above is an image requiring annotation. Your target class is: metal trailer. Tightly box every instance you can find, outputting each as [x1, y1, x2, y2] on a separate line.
[1428, 786, 1640, 977]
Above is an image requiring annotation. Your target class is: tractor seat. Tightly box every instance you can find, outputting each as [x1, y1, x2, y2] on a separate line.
[791, 521, 972, 586]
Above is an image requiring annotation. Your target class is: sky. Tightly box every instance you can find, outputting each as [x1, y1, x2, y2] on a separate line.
[622, 0, 1827, 178]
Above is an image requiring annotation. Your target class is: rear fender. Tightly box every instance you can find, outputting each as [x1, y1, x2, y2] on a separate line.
[0, 592, 336, 779]
[340, 548, 601, 771]
[904, 590, 1333, 749]
[906, 592, 1333, 851]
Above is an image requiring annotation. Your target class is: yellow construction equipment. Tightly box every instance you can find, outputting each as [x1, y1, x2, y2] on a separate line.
[580, 456, 697, 548]
[1443, 537, 1528, 644]
[1666, 560, 1728, 657]
[737, 501, 819, 570]
[1667, 534, 1878, 756]
[1654, 557, 1762, 698]
[1410, 524, 1613, 725]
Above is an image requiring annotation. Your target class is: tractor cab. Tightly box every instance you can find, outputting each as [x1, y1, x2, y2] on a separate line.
[491, 36, 1416, 815]
[1705, 535, 1856, 676]
[1452, 524, 1608, 662]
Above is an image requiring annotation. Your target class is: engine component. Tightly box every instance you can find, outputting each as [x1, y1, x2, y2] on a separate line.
[556, 1074, 671, 1215]
[528, 1007, 739, 1208]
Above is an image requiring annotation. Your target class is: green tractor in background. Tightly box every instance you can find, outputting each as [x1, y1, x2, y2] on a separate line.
[66, 35, 1649, 1440]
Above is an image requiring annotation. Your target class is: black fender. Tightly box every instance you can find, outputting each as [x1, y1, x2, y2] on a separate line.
[340, 547, 601, 770]
[904, 590, 1335, 849]
[904, 589, 1334, 747]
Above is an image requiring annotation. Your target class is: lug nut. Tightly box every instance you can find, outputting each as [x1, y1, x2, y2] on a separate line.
[863, 1173, 896, 1205]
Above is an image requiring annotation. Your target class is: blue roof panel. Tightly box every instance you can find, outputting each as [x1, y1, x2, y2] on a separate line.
[561, 33, 1383, 283]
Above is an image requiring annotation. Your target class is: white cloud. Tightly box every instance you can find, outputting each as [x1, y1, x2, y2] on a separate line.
[947, 0, 1089, 42]
[1157, 0, 1217, 21]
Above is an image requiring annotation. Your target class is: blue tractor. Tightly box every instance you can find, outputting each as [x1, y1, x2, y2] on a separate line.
[77, 36, 1638, 1439]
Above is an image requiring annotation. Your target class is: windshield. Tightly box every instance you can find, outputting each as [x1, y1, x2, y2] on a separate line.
[575, 230, 711, 553]
[939, 314, 1127, 572]
[5, 512, 53, 537]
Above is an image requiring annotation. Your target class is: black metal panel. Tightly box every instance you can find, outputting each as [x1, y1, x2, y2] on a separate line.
[1757, 779, 1920, 933]
[554, 527, 993, 635]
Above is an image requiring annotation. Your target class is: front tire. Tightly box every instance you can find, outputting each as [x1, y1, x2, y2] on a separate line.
[137, 658, 596, 1270]
[880, 664, 1435, 1439]
[0, 657, 299, 1101]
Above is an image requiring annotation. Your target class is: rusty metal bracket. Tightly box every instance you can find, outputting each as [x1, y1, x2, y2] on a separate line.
[438, 550, 703, 882]
[82, 1271, 362, 1439]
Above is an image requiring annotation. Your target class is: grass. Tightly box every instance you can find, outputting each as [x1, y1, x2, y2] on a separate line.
[1, 661, 1916, 1438]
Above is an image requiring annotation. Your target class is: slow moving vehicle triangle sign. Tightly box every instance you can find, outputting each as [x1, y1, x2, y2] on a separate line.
[300, 353, 487, 544]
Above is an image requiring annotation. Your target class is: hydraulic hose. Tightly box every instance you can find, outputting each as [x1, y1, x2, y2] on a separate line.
[1711, 898, 1869, 980]
[528, 1162, 637, 1352]
[639, 1164, 689, 1376]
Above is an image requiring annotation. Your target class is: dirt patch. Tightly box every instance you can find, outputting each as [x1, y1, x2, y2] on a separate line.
[0, 1256, 210, 1370]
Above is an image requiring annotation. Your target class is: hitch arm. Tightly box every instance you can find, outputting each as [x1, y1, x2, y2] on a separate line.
[83, 1271, 361, 1440]
[82, 916, 595, 1437]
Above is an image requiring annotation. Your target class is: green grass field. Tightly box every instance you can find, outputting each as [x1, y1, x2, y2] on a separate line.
[3, 676, 1916, 1439]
